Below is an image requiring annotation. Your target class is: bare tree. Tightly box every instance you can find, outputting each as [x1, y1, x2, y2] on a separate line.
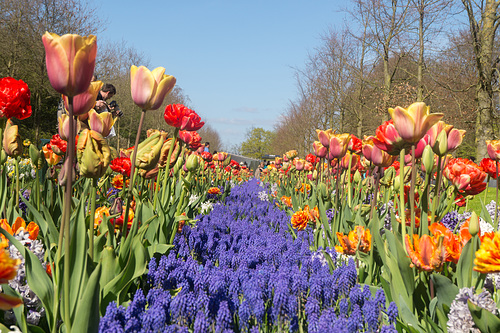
[461, 0, 500, 159]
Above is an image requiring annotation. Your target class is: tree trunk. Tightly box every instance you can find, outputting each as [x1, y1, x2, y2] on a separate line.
[463, 0, 500, 160]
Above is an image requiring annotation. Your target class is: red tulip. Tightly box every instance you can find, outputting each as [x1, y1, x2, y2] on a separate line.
[110, 157, 132, 177]
[373, 120, 408, 155]
[0, 77, 32, 120]
[164, 104, 204, 131]
[179, 130, 202, 150]
[479, 158, 498, 179]
[444, 158, 487, 196]
[348, 135, 362, 154]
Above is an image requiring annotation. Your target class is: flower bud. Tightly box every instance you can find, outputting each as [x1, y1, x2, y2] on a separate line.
[58, 159, 76, 186]
[422, 145, 434, 174]
[317, 183, 329, 200]
[3, 119, 22, 157]
[353, 170, 362, 183]
[135, 133, 164, 171]
[468, 211, 480, 236]
[432, 129, 448, 157]
[223, 154, 231, 167]
[0, 149, 6, 165]
[76, 129, 112, 179]
[29, 144, 41, 168]
[186, 153, 200, 172]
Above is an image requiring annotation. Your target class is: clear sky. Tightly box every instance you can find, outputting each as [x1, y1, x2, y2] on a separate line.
[92, 0, 350, 149]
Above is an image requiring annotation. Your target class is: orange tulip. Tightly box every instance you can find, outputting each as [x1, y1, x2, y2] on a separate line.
[0, 249, 22, 310]
[130, 66, 176, 110]
[42, 32, 97, 97]
[280, 196, 292, 208]
[42, 144, 62, 166]
[474, 231, 500, 273]
[405, 234, 446, 272]
[291, 210, 310, 231]
[335, 226, 372, 255]
[388, 102, 444, 144]
[429, 222, 461, 264]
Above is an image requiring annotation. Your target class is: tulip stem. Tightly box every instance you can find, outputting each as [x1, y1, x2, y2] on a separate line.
[15, 157, 19, 210]
[89, 178, 97, 260]
[160, 129, 179, 206]
[430, 155, 442, 225]
[495, 161, 499, 230]
[410, 144, 416, 237]
[369, 167, 381, 221]
[62, 97, 75, 332]
[122, 109, 146, 239]
[347, 154, 353, 207]
[399, 149, 407, 252]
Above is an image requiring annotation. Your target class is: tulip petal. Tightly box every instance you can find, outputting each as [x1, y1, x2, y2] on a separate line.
[447, 128, 464, 152]
[130, 66, 156, 109]
[42, 33, 70, 94]
[150, 75, 176, 110]
[390, 107, 416, 142]
[0, 293, 23, 311]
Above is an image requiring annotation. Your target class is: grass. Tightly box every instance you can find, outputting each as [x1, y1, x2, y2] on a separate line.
[465, 185, 499, 215]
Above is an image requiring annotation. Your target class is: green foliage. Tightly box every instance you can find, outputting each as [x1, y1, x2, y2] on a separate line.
[239, 127, 276, 159]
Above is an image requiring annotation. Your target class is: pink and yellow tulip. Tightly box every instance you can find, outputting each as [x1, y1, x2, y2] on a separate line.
[130, 66, 176, 110]
[388, 102, 444, 144]
[42, 32, 97, 97]
[486, 140, 500, 161]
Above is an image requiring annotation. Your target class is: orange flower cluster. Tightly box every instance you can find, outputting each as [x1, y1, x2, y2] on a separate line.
[111, 174, 130, 190]
[208, 187, 221, 195]
[280, 196, 292, 208]
[0, 217, 39, 310]
[474, 231, 500, 274]
[295, 183, 311, 194]
[291, 210, 309, 231]
[405, 220, 489, 272]
[94, 206, 135, 231]
[291, 205, 319, 231]
[335, 226, 372, 255]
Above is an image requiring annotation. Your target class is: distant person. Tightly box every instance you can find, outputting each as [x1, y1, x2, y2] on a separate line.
[204, 142, 210, 153]
[254, 161, 264, 178]
[95, 83, 118, 115]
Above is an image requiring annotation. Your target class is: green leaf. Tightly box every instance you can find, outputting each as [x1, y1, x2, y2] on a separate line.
[72, 264, 101, 333]
[468, 299, 500, 333]
[0, 229, 54, 330]
[1, 284, 27, 333]
[431, 273, 459, 310]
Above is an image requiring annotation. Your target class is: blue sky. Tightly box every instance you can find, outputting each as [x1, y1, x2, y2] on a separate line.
[93, 0, 349, 149]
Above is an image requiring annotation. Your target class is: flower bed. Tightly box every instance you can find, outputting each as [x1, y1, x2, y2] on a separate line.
[100, 180, 397, 332]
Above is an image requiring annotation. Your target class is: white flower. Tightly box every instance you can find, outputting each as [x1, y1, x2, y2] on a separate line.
[188, 194, 200, 206]
[257, 190, 269, 202]
[447, 287, 497, 333]
[201, 201, 213, 214]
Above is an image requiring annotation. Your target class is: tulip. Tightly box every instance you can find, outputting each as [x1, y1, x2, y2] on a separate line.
[312, 141, 327, 158]
[429, 223, 462, 264]
[0, 249, 22, 310]
[164, 104, 204, 131]
[63, 81, 102, 116]
[76, 129, 112, 179]
[341, 152, 360, 170]
[87, 109, 116, 137]
[362, 136, 394, 167]
[285, 150, 298, 161]
[130, 66, 176, 110]
[134, 132, 164, 171]
[372, 120, 408, 155]
[422, 145, 434, 175]
[388, 102, 444, 144]
[426, 121, 465, 156]
[0, 77, 32, 120]
[178, 130, 202, 150]
[405, 234, 446, 272]
[479, 158, 498, 179]
[295, 158, 305, 171]
[335, 226, 372, 255]
[159, 138, 181, 168]
[58, 114, 81, 141]
[316, 129, 333, 147]
[291, 210, 310, 231]
[110, 157, 132, 178]
[486, 140, 500, 161]
[42, 32, 97, 97]
[348, 135, 362, 154]
[444, 158, 487, 196]
[186, 153, 201, 172]
[328, 133, 350, 160]
[474, 231, 500, 273]
[42, 144, 62, 166]
[3, 119, 22, 157]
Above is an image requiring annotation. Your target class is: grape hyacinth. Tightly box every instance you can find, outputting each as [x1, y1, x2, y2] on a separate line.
[100, 179, 397, 332]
